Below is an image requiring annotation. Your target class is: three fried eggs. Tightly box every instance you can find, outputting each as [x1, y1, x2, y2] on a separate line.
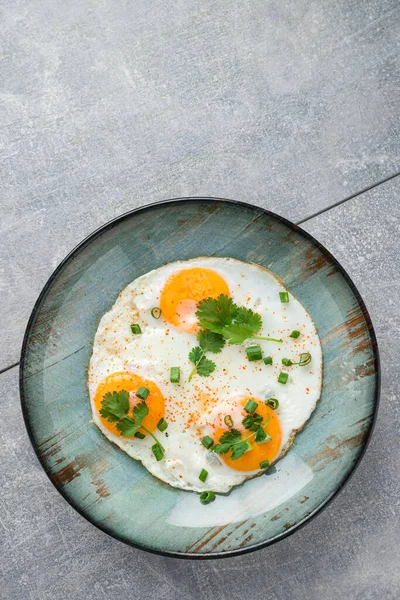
[88, 257, 322, 494]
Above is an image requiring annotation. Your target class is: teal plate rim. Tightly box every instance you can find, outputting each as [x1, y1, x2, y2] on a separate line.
[19, 197, 381, 559]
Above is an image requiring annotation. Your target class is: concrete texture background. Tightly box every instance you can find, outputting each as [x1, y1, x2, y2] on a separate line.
[1, 0, 399, 597]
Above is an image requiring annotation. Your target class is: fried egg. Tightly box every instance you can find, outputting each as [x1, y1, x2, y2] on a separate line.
[88, 257, 322, 494]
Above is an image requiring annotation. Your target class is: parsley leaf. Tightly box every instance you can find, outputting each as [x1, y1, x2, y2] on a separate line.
[132, 401, 149, 425]
[196, 294, 238, 334]
[188, 344, 217, 381]
[222, 323, 255, 345]
[213, 442, 232, 454]
[222, 307, 264, 344]
[116, 418, 139, 437]
[214, 429, 242, 455]
[256, 429, 272, 444]
[100, 390, 130, 422]
[197, 329, 225, 354]
[235, 306, 262, 332]
[196, 357, 216, 377]
[212, 414, 273, 461]
[242, 413, 263, 432]
[190, 294, 281, 381]
[255, 427, 267, 443]
[219, 428, 242, 444]
[197, 294, 282, 345]
[99, 389, 165, 456]
[231, 441, 250, 460]
[115, 401, 149, 437]
[213, 429, 251, 460]
[189, 346, 203, 364]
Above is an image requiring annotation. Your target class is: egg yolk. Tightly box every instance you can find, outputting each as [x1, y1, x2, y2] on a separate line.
[94, 372, 165, 438]
[159, 267, 230, 333]
[212, 398, 282, 472]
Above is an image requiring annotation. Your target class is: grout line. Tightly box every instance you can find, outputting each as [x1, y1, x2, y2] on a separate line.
[296, 170, 400, 225]
[0, 361, 19, 375]
[1, 170, 399, 378]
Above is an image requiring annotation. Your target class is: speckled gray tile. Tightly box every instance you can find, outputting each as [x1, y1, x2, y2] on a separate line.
[2, 177, 400, 598]
[1, 0, 400, 368]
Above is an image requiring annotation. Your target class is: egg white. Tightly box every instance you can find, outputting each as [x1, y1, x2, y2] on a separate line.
[88, 257, 322, 493]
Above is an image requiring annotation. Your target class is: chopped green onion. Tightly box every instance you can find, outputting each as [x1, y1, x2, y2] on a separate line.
[282, 358, 293, 367]
[157, 418, 168, 432]
[170, 367, 180, 383]
[265, 398, 279, 410]
[199, 468, 208, 482]
[290, 330, 300, 339]
[260, 460, 270, 469]
[130, 323, 142, 335]
[278, 372, 289, 384]
[279, 292, 289, 303]
[264, 356, 273, 365]
[151, 307, 162, 319]
[199, 491, 216, 504]
[136, 386, 150, 400]
[201, 435, 214, 449]
[246, 345, 262, 361]
[134, 431, 145, 439]
[244, 399, 258, 414]
[299, 352, 312, 366]
[224, 415, 234, 428]
[152, 443, 164, 461]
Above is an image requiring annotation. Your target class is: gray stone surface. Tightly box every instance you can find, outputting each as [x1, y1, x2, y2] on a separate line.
[1, 0, 400, 369]
[2, 176, 400, 598]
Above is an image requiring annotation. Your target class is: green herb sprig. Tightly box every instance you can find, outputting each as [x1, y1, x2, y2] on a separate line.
[196, 294, 282, 345]
[188, 330, 224, 381]
[213, 414, 272, 461]
[100, 389, 165, 459]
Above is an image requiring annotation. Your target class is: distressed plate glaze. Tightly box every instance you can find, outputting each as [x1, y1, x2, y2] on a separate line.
[20, 198, 379, 558]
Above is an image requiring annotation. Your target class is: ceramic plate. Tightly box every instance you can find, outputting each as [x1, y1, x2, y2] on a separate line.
[20, 198, 379, 558]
